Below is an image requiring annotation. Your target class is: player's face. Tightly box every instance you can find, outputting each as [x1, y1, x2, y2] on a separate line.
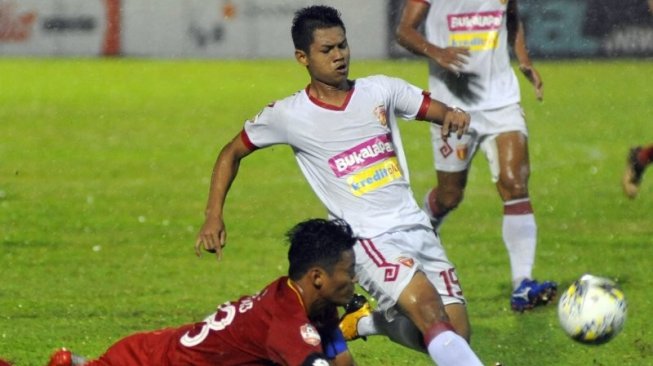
[296, 26, 350, 88]
[322, 249, 357, 306]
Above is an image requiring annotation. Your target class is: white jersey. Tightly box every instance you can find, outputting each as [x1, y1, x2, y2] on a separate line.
[423, 0, 521, 111]
[242, 75, 432, 238]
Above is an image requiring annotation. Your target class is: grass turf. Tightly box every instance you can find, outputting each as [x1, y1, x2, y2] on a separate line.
[1, 58, 652, 365]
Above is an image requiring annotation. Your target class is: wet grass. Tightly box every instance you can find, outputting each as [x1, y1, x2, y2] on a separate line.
[1, 58, 652, 365]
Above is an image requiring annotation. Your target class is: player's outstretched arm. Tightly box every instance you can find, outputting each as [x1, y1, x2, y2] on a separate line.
[395, 0, 469, 73]
[508, 0, 543, 101]
[419, 98, 471, 141]
[195, 132, 254, 260]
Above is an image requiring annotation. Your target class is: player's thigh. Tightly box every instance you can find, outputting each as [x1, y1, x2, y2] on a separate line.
[495, 131, 530, 194]
[416, 240, 469, 337]
[476, 104, 530, 193]
[406, 229, 466, 308]
[353, 230, 462, 314]
[396, 271, 447, 334]
[416, 237, 465, 307]
[395, 271, 470, 340]
[353, 235, 421, 316]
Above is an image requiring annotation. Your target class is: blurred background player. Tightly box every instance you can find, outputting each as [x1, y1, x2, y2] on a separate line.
[195, 5, 484, 365]
[48, 218, 358, 366]
[395, 0, 556, 311]
[622, 144, 653, 198]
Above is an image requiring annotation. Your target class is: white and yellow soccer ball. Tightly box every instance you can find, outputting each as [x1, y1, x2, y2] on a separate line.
[558, 274, 627, 344]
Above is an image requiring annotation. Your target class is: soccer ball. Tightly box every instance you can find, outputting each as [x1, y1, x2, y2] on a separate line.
[557, 274, 627, 344]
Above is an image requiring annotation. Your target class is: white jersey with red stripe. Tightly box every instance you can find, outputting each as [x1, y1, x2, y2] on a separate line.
[242, 75, 432, 238]
[422, 0, 521, 111]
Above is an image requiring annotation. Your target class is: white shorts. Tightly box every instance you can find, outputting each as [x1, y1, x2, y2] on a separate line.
[353, 228, 465, 320]
[430, 103, 527, 182]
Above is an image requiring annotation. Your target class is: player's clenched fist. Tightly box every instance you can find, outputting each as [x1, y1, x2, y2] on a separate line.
[441, 107, 470, 140]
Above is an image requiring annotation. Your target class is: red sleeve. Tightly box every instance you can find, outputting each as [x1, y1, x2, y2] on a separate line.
[416, 90, 431, 120]
[239, 129, 258, 151]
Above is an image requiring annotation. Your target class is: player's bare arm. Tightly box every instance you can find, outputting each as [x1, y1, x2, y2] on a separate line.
[331, 350, 356, 366]
[195, 132, 254, 260]
[420, 98, 471, 140]
[396, 0, 469, 72]
[507, 0, 543, 101]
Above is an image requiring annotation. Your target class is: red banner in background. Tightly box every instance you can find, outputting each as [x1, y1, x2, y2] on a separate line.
[0, 2, 37, 42]
[103, 0, 120, 56]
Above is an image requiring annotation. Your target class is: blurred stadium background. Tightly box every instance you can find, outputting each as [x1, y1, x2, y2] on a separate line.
[2, 1, 652, 365]
[2, 0, 652, 60]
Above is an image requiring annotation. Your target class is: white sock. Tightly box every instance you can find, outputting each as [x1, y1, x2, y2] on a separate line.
[426, 328, 483, 365]
[356, 312, 379, 336]
[503, 198, 537, 289]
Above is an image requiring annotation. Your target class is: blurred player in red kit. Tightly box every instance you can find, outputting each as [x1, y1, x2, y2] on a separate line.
[623, 144, 653, 198]
[48, 218, 358, 366]
[395, 0, 557, 311]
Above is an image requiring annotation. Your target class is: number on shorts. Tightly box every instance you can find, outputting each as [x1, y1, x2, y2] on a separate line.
[439, 268, 463, 297]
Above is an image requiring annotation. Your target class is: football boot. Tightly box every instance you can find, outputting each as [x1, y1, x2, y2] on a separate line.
[339, 294, 371, 341]
[511, 278, 557, 312]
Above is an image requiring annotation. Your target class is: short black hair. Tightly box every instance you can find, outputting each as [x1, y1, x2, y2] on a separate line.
[286, 218, 356, 280]
[291, 5, 346, 53]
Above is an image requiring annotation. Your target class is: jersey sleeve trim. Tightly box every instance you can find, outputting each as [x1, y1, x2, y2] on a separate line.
[416, 90, 431, 120]
[240, 129, 259, 151]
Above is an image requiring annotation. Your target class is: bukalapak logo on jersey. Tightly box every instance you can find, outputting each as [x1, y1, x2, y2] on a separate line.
[328, 134, 395, 178]
[328, 134, 404, 197]
[447, 11, 504, 51]
[447, 11, 504, 32]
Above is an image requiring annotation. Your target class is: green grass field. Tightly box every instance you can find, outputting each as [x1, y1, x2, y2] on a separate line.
[1, 58, 652, 365]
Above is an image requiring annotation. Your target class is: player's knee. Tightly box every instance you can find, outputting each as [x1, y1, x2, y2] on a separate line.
[497, 178, 528, 200]
[436, 189, 464, 211]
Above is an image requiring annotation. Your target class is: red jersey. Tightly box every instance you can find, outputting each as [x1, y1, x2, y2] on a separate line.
[88, 277, 339, 366]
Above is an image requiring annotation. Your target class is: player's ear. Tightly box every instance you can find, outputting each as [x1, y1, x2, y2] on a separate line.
[309, 267, 326, 289]
[295, 49, 308, 66]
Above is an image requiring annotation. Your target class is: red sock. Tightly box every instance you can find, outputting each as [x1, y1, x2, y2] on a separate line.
[638, 145, 653, 166]
[423, 322, 456, 345]
[503, 198, 534, 215]
[427, 189, 438, 216]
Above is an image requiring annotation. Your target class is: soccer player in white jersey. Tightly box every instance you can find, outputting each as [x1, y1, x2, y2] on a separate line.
[195, 5, 484, 366]
[396, 0, 557, 311]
